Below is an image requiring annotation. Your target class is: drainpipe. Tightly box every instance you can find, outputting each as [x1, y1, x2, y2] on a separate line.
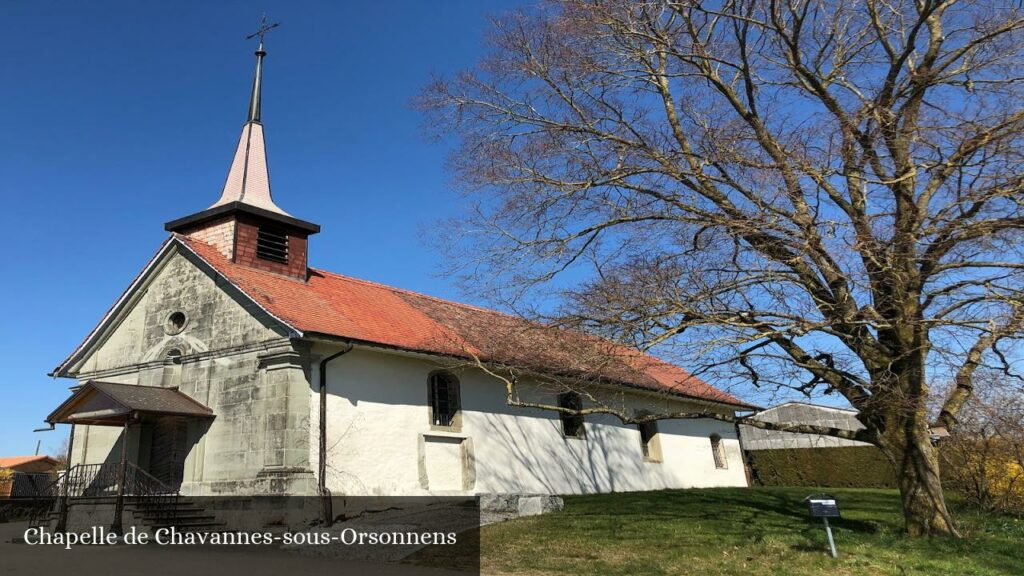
[319, 344, 353, 527]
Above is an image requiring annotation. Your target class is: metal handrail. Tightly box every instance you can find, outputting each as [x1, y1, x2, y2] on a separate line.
[26, 462, 182, 528]
[124, 462, 180, 525]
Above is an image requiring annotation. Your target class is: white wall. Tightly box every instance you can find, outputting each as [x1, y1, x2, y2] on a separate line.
[313, 347, 748, 496]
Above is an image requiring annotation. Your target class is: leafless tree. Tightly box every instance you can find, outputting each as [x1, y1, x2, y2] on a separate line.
[53, 437, 70, 470]
[419, 0, 1024, 536]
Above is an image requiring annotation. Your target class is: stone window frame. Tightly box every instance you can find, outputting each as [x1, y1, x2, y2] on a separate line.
[638, 419, 663, 463]
[710, 433, 728, 469]
[427, 370, 462, 432]
[164, 311, 188, 336]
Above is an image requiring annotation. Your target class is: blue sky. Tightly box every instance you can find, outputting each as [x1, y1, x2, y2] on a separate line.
[0, 1, 524, 456]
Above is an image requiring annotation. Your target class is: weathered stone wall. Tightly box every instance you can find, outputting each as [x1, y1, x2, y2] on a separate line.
[66, 248, 315, 496]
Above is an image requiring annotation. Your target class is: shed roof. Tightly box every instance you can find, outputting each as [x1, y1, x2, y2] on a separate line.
[46, 381, 214, 426]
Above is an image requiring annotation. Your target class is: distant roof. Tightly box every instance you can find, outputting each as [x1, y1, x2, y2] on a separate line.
[760, 401, 858, 414]
[741, 401, 868, 450]
[0, 455, 58, 469]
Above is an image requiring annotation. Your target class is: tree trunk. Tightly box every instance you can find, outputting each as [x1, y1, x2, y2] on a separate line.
[884, 423, 960, 537]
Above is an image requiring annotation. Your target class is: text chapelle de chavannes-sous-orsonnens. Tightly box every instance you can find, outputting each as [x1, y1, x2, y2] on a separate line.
[23, 526, 459, 549]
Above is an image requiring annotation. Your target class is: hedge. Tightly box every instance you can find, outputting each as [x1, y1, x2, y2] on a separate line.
[747, 446, 897, 488]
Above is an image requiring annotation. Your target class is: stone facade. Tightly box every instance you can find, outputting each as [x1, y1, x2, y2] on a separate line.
[65, 247, 315, 496]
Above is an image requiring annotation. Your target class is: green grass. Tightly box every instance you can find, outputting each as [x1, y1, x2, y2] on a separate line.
[410, 487, 1024, 575]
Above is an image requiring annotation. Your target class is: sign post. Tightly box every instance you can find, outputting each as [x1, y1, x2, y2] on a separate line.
[805, 494, 840, 558]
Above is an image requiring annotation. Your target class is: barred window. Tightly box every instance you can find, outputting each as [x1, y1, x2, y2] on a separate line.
[558, 392, 585, 438]
[428, 372, 460, 428]
[710, 434, 728, 469]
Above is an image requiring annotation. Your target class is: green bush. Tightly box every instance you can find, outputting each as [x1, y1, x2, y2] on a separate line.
[747, 446, 897, 488]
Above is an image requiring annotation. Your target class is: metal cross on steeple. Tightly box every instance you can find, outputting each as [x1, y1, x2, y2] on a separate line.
[245, 14, 280, 123]
[246, 13, 280, 49]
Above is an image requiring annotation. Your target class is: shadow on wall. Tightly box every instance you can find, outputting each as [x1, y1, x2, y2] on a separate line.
[318, 354, 733, 495]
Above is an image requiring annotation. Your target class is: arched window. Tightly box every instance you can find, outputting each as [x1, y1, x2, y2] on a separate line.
[710, 434, 728, 469]
[161, 349, 183, 388]
[428, 371, 461, 428]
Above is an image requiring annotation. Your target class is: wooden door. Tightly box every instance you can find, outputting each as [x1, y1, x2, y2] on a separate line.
[147, 416, 188, 490]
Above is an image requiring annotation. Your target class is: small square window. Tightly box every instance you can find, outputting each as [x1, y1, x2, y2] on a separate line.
[710, 434, 728, 469]
[639, 420, 662, 462]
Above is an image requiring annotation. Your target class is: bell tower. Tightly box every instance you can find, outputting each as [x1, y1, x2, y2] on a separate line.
[165, 17, 319, 280]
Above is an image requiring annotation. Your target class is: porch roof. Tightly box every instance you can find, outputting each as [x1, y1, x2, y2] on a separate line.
[46, 381, 214, 426]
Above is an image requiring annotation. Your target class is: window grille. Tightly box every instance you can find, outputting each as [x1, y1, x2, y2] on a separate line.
[429, 372, 460, 427]
[256, 227, 288, 264]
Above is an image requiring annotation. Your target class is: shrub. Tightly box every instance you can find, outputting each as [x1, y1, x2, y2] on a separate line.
[936, 378, 1024, 515]
[747, 446, 897, 488]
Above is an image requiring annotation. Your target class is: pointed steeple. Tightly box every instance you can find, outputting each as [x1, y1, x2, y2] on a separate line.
[210, 22, 287, 216]
[247, 38, 267, 123]
[166, 16, 319, 281]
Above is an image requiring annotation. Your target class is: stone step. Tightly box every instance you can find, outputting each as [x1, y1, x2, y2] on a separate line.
[148, 521, 229, 533]
[139, 512, 218, 523]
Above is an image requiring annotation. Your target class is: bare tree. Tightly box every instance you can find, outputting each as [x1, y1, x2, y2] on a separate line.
[420, 0, 1024, 536]
[53, 436, 70, 470]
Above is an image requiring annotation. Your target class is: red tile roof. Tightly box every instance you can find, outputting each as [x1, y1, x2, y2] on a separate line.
[0, 456, 58, 470]
[179, 235, 752, 409]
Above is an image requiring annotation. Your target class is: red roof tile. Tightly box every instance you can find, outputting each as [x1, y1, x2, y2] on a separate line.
[179, 235, 752, 409]
[0, 456, 58, 469]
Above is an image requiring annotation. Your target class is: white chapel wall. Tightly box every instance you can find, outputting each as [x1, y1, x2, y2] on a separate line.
[311, 346, 747, 497]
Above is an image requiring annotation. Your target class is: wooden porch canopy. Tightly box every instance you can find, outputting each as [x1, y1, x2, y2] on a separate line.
[46, 381, 214, 426]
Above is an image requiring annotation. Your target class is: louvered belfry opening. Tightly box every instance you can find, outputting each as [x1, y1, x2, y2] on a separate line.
[256, 226, 289, 264]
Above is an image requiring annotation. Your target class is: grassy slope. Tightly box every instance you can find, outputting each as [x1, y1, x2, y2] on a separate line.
[411, 487, 1023, 575]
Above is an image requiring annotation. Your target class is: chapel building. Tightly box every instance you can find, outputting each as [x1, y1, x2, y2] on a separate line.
[44, 36, 754, 508]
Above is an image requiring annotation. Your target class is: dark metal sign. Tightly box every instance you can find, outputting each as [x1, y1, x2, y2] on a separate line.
[805, 493, 840, 558]
[807, 495, 840, 518]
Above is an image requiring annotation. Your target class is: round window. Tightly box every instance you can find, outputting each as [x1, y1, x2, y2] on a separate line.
[165, 311, 188, 335]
